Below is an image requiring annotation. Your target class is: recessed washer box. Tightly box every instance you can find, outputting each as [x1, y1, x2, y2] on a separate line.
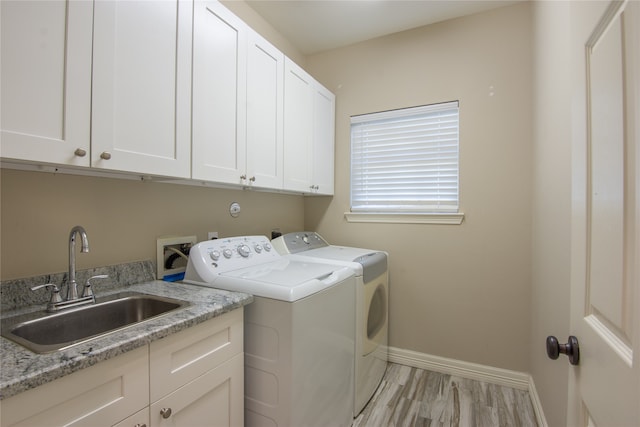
[156, 236, 197, 281]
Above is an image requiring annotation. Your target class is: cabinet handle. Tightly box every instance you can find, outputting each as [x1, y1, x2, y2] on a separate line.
[240, 175, 247, 181]
[160, 407, 172, 419]
[249, 176, 256, 182]
[74, 148, 87, 157]
[100, 151, 112, 160]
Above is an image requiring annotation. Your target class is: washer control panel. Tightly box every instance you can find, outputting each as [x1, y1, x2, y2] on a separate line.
[271, 231, 328, 254]
[188, 235, 278, 274]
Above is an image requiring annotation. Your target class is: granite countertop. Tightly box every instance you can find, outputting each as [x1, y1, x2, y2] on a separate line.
[0, 280, 253, 400]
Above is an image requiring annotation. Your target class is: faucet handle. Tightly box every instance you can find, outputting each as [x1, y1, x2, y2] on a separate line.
[81, 275, 109, 298]
[31, 284, 64, 304]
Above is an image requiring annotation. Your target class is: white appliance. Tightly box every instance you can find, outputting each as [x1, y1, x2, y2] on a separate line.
[271, 232, 388, 416]
[184, 236, 355, 427]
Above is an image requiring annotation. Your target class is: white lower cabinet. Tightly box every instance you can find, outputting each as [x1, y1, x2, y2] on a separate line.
[0, 309, 244, 427]
[149, 353, 243, 427]
[1, 346, 149, 427]
[149, 308, 244, 427]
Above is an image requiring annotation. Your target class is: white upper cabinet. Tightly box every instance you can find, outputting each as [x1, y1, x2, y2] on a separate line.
[283, 59, 336, 195]
[246, 30, 285, 190]
[283, 58, 314, 193]
[0, 0, 93, 166]
[1, 0, 333, 194]
[91, 0, 192, 178]
[192, 1, 248, 184]
[192, 2, 284, 190]
[312, 84, 336, 195]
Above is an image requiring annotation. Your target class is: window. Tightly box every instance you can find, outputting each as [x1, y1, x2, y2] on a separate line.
[347, 101, 463, 224]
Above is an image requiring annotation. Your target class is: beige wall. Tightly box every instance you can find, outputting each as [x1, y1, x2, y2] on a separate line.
[530, 2, 572, 425]
[305, 3, 533, 372]
[0, 169, 304, 280]
[220, 0, 306, 66]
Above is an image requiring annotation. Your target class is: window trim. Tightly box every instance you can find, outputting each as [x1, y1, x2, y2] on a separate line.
[344, 211, 464, 225]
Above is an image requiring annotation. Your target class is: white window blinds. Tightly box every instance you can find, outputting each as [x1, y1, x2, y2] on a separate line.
[350, 101, 459, 213]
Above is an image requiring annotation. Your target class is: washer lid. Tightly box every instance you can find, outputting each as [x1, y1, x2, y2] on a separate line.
[301, 245, 380, 261]
[216, 259, 354, 301]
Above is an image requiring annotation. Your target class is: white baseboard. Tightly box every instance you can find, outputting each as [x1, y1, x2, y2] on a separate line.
[388, 346, 548, 427]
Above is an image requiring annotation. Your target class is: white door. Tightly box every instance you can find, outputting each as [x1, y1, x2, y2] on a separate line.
[283, 58, 314, 193]
[92, 0, 192, 178]
[246, 30, 284, 190]
[312, 82, 336, 195]
[192, 0, 248, 185]
[0, 0, 92, 166]
[568, 1, 640, 425]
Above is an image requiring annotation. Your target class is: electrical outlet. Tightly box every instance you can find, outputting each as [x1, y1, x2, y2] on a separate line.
[208, 231, 219, 240]
[156, 236, 197, 281]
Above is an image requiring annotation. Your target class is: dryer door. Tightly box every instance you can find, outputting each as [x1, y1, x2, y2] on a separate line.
[363, 273, 388, 356]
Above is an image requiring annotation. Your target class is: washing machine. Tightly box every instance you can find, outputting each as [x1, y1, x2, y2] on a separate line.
[184, 235, 355, 427]
[272, 232, 388, 416]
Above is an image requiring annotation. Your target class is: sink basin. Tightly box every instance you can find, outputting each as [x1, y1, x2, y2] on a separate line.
[1, 292, 189, 354]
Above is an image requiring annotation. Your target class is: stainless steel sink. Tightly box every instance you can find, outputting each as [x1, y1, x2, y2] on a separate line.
[1, 292, 189, 354]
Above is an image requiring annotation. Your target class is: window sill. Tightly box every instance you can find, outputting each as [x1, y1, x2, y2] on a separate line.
[344, 212, 465, 225]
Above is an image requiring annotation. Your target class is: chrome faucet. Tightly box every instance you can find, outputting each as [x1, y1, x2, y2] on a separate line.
[67, 225, 89, 300]
[30, 225, 108, 312]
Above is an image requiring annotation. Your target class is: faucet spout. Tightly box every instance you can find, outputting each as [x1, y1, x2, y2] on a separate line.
[68, 225, 89, 300]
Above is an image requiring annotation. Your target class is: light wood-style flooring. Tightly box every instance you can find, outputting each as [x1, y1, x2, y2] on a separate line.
[353, 363, 538, 427]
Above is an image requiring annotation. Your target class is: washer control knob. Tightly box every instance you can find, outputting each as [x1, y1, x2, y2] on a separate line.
[254, 244, 263, 253]
[302, 234, 310, 244]
[238, 244, 251, 257]
[263, 243, 272, 251]
[209, 250, 220, 261]
[223, 249, 233, 259]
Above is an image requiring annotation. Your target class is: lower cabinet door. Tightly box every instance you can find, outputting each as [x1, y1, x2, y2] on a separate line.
[150, 352, 243, 427]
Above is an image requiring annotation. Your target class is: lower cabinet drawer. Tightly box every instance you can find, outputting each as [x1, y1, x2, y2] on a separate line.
[113, 407, 149, 427]
[149, 352, 244, 427]
[149, 308, 243, 402]
[1, 346, 149, 427]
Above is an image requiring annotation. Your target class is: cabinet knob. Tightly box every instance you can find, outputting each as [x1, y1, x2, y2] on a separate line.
[74, 148, 87, 157]
[133, 424, 147, 427]
[160, 407, 172, 419]
[249, 176, 256, 182]
[100, 151, 112, 160]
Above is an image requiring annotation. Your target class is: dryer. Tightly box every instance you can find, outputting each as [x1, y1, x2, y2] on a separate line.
[272, 232, 388, 416]
[184, 236, 355, 427]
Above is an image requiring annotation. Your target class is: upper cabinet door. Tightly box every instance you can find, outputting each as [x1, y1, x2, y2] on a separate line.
[283, 58, 314, 193]
[91, 0, 192, 178]
[312, 83, 336, 195]
[192, 1, 248, 184]
[246, 30, 284, 190]
[0, 0, 92, 166]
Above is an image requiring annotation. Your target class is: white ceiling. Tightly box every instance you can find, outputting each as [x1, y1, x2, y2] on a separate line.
[246, 0, 523, 55]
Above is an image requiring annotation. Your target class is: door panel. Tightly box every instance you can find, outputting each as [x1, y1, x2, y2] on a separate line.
[569, 1, 639, 425]
[192, 0, 247, 184]
[92, 0, 192, 177]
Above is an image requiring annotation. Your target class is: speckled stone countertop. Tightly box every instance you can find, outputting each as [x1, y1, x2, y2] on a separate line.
[0, 265, 253, 400]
